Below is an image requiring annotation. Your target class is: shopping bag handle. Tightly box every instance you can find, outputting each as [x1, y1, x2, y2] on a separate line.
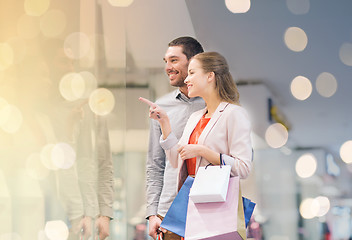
[205, 163, 223, 169]
[205, 153, 225, 169]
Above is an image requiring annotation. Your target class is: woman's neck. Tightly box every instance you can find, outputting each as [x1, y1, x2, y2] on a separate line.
[204, 94, 222, 118]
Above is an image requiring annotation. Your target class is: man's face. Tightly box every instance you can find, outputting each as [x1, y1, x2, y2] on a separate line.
[163, 46, 189, 87]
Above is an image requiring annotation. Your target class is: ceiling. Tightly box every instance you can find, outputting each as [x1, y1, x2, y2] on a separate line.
[107, 0, 352, 159]
[185, 0, 352, 158]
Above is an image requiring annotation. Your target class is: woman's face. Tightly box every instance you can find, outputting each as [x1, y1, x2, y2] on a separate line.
[184, 59, 209, 98]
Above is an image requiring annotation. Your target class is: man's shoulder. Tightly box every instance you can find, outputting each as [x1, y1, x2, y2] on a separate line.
[155, 90, 178, 106]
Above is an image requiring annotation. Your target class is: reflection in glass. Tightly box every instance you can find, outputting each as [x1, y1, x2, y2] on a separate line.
[89, 88, 116, 116]
[64, 32, 91, 60]
[40, 10, 67, 38]
[25, 152, 50, 180]
[0, 43, 14, 71]
[7, 37, 26, 65]
[24, 0, 50, 16]
[17, 14, 40, 39]
[0, 104, 23, 133]
[59, 72, 85, 101]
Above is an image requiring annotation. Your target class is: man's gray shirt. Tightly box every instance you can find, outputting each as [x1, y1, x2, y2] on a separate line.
[146, 89, 205, 217]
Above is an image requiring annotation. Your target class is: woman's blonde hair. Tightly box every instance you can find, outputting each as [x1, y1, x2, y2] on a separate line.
[193, 52, 240, 104]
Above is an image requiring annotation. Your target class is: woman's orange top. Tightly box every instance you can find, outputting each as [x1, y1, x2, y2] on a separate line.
[187, 114, 211, 175]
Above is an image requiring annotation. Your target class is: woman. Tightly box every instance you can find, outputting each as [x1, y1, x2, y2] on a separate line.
[140, 52, 252, 190]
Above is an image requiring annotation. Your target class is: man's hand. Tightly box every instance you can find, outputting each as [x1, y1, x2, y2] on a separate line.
[148, 215, 162, 240]
[95, 216, 110, 240]
[78, 216, 93, 240]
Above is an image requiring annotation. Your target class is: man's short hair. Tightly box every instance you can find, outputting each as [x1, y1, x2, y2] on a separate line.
[168, 36, 204, 60]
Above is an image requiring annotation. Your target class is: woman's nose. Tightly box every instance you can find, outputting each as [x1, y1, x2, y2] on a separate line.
[184, 76, 189, 84]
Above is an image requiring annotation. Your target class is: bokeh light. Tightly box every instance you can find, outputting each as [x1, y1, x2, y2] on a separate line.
[89, 88, 115, 115]
[265, 123, 289, 148]
[339, 42, 352, 66]
[0, 43, 14, 71]
[290, 75, 312, 100]
[300, 198, 319, 219]
[286, 0, 310, 15]
[24, 0, 50, 16]
[0, 98, 11, 126]
[0, 105, 23, 133]
[26, 153, 50, 180]
[17, 14, 40, 39]
[284, 27, 308, 52]
[79, 71, 98, 98]
[108, 0, 134, 7]
[38, 230, 47, 240]
[314, 196, 330, 217]
[347, 163, 352, 173]
[40, 144, 58, 170]
[64, 32, 91, 59]
[59, 72, 85, 101]
[51, 143, 76, 169]
[225, 0, 251, 13]
[339, 140, 352, 164]
[44, 220, 69, 240]
[7, 37, 27, 65]
[295, 153, 317, 178]
[40, 10, 67, 38]
[316, 72, 337, 98]
[0, 232, 22, 240]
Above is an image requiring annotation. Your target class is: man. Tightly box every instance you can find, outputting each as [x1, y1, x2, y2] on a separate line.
[57, 103, 113, 240]
[46, 44, 113, 240]
[146, 36, 205, 240]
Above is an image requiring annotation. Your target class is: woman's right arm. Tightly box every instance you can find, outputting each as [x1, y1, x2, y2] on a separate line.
[139, 97, 179, 168]
[139, 97, 172, 139]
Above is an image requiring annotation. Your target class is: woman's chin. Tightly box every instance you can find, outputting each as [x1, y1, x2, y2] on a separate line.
[188, 92, 200, 99]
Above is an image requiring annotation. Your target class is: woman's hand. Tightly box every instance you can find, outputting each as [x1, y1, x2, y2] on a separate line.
[139, 97, 171, 139]
[178, 144, 203, 160]
[139, 97, 167, 121]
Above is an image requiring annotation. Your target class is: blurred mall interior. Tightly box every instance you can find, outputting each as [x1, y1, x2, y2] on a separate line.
[0, 0, 352, 239]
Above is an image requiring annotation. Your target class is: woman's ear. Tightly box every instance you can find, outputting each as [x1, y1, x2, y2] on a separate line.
[207, 71, 215, 83]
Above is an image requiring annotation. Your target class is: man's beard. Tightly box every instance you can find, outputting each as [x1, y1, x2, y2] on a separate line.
[170, 75, 187, 88]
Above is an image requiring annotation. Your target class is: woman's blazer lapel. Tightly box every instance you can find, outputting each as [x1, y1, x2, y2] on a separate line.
[177, 108, 206, 186]
[179, 108, 206, 146]
[196, 102, 230, 170]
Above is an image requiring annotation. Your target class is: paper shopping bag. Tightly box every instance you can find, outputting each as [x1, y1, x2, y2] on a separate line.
[160, 176, 194, 238]
[189, 165, 231, 203]
[242, 197, 256, 228]
[185, 176, 246, 240]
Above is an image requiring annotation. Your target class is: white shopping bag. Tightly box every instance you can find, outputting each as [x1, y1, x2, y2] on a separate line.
[189, 165, 231, 203]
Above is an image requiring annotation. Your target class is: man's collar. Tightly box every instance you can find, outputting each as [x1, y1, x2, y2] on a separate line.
[175, 89, 189, 101]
